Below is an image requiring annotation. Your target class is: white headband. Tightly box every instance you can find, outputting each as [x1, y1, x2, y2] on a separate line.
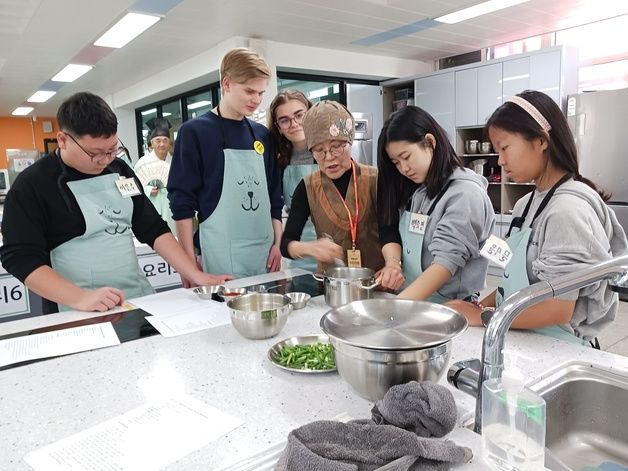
[505, 96, 552, 132]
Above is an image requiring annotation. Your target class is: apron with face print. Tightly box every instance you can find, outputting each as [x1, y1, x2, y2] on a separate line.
[400, 181, 453, 304]
[496, 174, 586, 345]
[199, 109, 274, 278]
[50, 172, 154, 311]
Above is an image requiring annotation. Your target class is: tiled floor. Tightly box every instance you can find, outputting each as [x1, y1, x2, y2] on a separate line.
[483, 275, 628, 357]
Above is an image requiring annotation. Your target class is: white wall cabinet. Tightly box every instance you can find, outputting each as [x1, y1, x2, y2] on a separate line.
[456, 63, 502, 127]
[414, 72, 455, 144]
[381, 47, 577, 217]
[501, 49, 564, 104]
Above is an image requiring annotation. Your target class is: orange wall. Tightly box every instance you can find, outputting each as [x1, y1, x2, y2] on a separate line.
[0, 117, 60, 169]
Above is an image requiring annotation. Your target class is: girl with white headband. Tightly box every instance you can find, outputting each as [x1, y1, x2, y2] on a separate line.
[449, 90, 627, 346]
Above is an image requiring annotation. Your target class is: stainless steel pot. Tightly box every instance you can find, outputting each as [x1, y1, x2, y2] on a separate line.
[320, 299, 468, 400]
[312, 267, 378, 307]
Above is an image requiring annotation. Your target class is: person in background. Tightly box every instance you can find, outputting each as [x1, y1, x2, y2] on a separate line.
[377, 105, 494, 303]
[0, 92, 232, 313]
[134, 118, 176, 234]
[267, 89, 317, 272]
[168, 48, 282, 284]
[280, 100, 385, 272]
[448, 90, 628, 345]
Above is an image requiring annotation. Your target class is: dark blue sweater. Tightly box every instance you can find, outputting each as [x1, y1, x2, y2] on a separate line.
[168, 111, 282, 222]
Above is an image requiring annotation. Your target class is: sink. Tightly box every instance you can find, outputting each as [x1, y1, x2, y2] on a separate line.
[528, 361, 628, 471]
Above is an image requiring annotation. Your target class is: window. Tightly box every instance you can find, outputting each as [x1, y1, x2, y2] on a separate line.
[486, 14, 628, 92]
[278, 78, 342, 103]
[185, 92, 212, 120]
[135, 83, 220, 157]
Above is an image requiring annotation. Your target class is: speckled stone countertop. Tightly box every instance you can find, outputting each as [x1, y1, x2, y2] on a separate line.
[1, 293, 627, 470]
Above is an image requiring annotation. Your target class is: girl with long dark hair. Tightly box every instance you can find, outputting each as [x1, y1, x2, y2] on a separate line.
[377, 105, 494, 303]
[449, 90, 627, 344]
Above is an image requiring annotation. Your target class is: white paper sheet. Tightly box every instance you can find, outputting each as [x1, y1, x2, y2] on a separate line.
[25, 395, 243, 471]
[128, 289, 231, 337]
[0, 322, 120, 368]
[145, 308, 231, 337]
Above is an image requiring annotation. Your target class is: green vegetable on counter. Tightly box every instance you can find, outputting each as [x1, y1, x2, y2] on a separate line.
[274, 343, 336, 370]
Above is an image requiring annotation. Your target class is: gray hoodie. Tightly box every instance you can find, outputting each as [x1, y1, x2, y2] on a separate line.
[513, 178, 628, 339]
[408, 167, 495, 300]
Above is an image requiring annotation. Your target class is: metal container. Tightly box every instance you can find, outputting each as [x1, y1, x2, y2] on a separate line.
[217, 287, 248, 302]
[227, 293, 292, 340]
[312, 267, 378, 307]
[193, 285, 223, 300]
[285, 292, 311, 310]
[320, 299, 468, 400]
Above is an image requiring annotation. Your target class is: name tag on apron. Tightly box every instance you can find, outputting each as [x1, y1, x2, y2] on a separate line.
[116, 177, 142, 198]
[480, 234, 513, 268]
[347, 249, 362, 268]
[409, 213, 428, 235]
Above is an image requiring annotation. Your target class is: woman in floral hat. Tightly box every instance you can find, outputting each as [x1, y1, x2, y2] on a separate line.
[280, 100, 385, 273]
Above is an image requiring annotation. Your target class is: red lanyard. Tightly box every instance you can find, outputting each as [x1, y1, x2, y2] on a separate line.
[333, 161, 359, 249]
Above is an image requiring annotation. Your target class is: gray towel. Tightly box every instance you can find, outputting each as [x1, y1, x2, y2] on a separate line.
[274, 420, 472, 471]
[371, 381, 457, 438]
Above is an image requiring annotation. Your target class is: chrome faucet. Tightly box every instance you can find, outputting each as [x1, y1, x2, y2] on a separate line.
[448, 254, 628, 434]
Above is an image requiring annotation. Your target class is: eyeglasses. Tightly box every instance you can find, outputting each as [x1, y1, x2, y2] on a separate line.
[65, 132, 123, 163]
[312, 142, 348, 160]
[276, 110, 306, 130]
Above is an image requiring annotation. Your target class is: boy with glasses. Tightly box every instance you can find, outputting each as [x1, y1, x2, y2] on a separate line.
[280, 100, 384, 272]
[0, 92, 232, 313]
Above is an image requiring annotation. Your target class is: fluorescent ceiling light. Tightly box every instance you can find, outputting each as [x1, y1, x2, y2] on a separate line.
[94, 12, 161, 48]
[162, 112, 172, 117]
[52, 64, 93, 82]
[27, 90, 56, 103]
[12, 107, 34, 116]
[187, 100, 211, 110]
[435, 0, 530, 24]
[141, 108, 157, 116]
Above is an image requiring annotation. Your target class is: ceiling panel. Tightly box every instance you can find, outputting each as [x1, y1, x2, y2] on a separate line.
[1, 0, 627, 115]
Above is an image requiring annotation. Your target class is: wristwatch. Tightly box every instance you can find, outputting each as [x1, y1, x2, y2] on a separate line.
[481, 307, 496, 327]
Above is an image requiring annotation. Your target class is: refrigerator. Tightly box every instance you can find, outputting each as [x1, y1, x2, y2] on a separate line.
[350, 112, 374, 166]
[567, 89, 628, 235]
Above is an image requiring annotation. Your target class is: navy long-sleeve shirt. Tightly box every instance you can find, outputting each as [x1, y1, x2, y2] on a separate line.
[168, 111, 283, 222]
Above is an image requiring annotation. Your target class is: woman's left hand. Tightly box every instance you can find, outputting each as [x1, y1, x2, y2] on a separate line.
[266, 243, 282, 272]
[375, 266, 405, 291]
[445, 299, 483, 326]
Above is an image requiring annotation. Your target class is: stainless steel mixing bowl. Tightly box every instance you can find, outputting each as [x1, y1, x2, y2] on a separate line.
[193, 285, 223, 300]
[320, 298, 467, 400]
[285, 292, 311, 310]
[227, 293, 292, 340]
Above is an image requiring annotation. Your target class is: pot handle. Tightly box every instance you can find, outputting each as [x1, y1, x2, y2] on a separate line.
[312, 273, 325, 282]
[363, 279, 379, 290]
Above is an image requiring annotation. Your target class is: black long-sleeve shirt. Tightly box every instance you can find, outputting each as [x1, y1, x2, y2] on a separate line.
[0, 151, 169, 283]
[280, 169, 352, 258]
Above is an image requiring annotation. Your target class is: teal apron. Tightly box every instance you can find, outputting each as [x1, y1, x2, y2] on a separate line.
[50, 172, 154, 311]
[199, 109, 274, 278]
[496, 174, 586, 345]
[282, 162, 318, 272]
[400, 181, 453, 304]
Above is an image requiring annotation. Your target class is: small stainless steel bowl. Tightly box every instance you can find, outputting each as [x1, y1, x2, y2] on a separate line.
[227, 293, 292, 340]
[193, 285, 223, 300]
[217, 287, 248, 302]
[286, 292, 311, 310]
